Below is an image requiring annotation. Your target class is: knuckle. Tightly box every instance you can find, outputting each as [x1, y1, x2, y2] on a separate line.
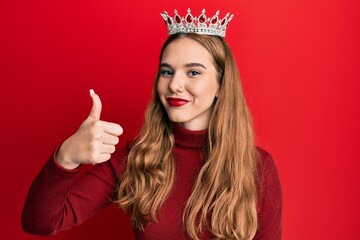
[94, 132, 102, 140]
[92, 120, 102, 128]
[105, 154, 111, 161]
[90, 121, 103, 133]
[88, 144, 99, 161]
[110, 145, 116, 153]
[89, 128, 102, 140]
[89, 152, 99, 162]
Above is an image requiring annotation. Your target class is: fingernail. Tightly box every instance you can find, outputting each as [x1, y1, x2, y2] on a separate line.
[90, 89, 95, 97]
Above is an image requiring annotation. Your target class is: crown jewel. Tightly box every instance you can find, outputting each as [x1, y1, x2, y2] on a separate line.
[160, 8, 234, 38]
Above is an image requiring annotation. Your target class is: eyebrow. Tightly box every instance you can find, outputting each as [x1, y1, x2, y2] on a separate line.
[159, 62, 207, 70]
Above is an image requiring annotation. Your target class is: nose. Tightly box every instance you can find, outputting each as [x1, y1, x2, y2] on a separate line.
[169, 72, 184, 93]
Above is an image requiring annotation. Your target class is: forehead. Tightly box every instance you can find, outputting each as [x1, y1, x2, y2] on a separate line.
[161, 37, 214, 66]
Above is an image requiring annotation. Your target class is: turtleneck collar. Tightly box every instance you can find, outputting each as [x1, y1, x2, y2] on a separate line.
[171, 123, 208, 148]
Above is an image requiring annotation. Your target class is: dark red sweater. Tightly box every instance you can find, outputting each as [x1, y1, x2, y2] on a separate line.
[22, 124, 282, 239]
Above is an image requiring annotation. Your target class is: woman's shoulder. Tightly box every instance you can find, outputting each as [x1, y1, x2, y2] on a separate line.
[255, 147, 282, 206]
[255, 147, 281, 200]
[256, 147, 277, 174]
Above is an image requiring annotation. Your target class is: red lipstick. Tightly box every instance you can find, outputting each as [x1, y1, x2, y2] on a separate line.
[166, 97, 189, 107]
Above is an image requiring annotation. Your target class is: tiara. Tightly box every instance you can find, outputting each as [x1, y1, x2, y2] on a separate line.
[160, 8, 234, 38]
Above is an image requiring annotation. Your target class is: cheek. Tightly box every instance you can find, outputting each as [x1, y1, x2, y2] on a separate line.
[190, 79, 219, 100]
[157, 79, 169, 106]
[157, 79, 166, 95]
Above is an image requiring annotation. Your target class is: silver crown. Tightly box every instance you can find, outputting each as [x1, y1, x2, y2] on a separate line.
[160, 8, 234, 38]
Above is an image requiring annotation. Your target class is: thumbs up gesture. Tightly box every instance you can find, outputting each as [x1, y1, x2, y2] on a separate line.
[56, 90, 123, 170]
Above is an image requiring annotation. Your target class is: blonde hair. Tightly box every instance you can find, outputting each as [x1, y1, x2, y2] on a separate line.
[116, 33, 259, 239]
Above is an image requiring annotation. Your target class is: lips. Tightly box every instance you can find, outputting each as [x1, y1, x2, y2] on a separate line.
[166, 97, 190, 107]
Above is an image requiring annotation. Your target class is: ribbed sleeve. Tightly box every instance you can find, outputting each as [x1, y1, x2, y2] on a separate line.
[21, 146, 127, 235]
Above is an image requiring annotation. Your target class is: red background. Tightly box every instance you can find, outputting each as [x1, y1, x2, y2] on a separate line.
[1, 0, 359, 239]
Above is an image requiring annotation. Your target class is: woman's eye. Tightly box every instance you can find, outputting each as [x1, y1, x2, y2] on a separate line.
[188, 70, 201, 77]
[160, 69, 173, 77]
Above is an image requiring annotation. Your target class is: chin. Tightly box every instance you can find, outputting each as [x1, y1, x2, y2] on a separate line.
[167, 115, 188, 124]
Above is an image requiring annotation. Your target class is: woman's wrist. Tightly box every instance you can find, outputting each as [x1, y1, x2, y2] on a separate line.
[56, 142, 80, 170]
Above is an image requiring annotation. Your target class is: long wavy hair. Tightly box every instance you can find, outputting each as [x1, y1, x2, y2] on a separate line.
[116, 33, 259, 240]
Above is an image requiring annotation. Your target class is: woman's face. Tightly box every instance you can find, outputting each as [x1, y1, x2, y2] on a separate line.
[157, 37, 219, 130]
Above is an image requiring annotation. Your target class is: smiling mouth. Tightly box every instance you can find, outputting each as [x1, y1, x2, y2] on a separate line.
[166, 97, 190, 107]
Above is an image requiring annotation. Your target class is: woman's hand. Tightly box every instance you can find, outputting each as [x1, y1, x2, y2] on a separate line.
[56, 90, 123, 170]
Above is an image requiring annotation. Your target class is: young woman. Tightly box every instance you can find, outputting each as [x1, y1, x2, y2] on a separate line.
[22, 9, 282, 240]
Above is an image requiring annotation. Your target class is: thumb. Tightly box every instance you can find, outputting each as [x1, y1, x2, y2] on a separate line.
[88, 89, 102, 120]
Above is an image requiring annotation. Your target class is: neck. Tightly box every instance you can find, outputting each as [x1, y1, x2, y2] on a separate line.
[171, 123, 208, 148]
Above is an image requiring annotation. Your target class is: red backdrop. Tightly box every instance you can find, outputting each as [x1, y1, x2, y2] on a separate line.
[1, 0, 359, 239]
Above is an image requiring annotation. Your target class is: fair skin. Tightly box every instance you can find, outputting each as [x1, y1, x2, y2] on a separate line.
[56, 91, 123, 170]
[56, 37, 219, 170]
[157, 37, 219, 131]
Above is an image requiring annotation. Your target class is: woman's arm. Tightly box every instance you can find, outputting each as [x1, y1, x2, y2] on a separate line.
[21, 147, 126, 235]
[22, 90, 125, 235]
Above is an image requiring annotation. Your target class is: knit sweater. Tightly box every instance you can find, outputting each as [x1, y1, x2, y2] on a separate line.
[22, 124, 282, 239]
